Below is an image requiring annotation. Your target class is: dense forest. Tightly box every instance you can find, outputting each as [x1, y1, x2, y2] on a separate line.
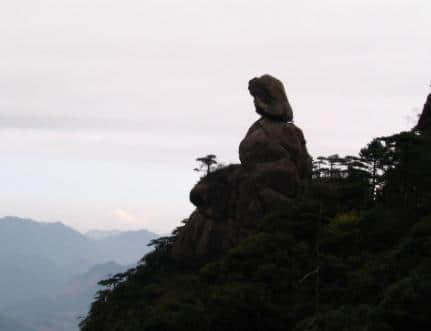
[80, 93, 431, 331]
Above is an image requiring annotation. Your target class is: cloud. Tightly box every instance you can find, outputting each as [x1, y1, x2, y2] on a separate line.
[112, 208, 138, 224]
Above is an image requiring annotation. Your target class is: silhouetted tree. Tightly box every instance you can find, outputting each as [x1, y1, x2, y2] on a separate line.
[194, 154, 218, 176]
[312, 156, 328, 178]
[360, 138, 388, 200]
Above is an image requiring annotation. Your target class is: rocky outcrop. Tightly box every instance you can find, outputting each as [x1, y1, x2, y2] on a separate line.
[172, 75, 312, 261]
[240, 75, 312, 194]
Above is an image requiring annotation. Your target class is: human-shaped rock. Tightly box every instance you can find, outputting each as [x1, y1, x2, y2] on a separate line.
[240, 74, 312, 197]
[172, 75, 312, 261]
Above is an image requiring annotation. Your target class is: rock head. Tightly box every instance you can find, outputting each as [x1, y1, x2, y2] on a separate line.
[248, 74, 293, 122]
[172, 75, 312, 261]
[240, 75, 312, 195]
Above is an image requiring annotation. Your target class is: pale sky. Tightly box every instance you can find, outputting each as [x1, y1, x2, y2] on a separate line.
[1, 0, 430, 234]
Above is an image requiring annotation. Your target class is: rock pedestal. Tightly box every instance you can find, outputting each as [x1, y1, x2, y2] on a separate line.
[172, 75, 312, 261]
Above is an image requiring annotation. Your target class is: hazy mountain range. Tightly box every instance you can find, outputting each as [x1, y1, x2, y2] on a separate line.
[85, 229, 122, 240]
[0, 313, 37, 331]
[0, 216, 159, 331]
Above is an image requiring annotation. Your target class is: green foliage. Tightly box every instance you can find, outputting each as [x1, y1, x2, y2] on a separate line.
[412, 215, 431, 237]
[321, 212, 361, 255]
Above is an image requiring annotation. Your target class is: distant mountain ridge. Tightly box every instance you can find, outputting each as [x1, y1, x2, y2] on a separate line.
[3, 261, 129, 331]
[0, 216, 158, 274]
[85, 229, 122, 240]
[0, 216, 159, 330]
[0, 313, 37, 331]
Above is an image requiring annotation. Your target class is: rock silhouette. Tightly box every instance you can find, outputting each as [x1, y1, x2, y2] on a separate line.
[248, 74, 293, 121]
[172, 75, 312, 260]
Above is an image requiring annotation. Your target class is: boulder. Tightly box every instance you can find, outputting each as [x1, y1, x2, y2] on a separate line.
[239, 118, 311, 174]
[172, 165, 254, 260]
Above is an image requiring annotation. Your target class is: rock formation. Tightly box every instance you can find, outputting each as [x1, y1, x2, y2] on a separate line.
[172, 75, 312, 261]
[240, 75, 312, 197]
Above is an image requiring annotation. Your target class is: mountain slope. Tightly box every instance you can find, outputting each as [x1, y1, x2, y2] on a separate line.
[79, 93, 431, 331]
[81, 163, 431, 331]
[3, 262, 128, 331]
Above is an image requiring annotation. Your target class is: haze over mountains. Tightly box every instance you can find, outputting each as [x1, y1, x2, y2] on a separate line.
[0, 216, 159, 331]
